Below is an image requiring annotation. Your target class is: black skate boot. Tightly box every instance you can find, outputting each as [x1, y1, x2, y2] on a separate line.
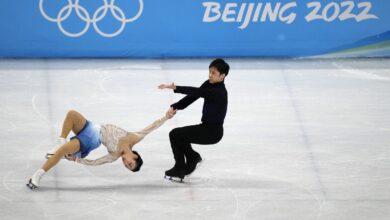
[164, 166, 186, 183]
[185, 153, 202, 176]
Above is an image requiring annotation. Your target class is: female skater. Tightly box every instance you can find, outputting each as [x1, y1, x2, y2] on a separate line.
[27, 109, 176, 189]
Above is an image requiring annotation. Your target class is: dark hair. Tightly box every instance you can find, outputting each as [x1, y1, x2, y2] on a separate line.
[131, 151, 143, 172]
[209, 58, 230, 76]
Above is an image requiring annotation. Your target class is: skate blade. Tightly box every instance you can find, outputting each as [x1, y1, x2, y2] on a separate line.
[26, 179, 38, 190]
[164, 175, 184, 183]
[186, 158, 205, 177]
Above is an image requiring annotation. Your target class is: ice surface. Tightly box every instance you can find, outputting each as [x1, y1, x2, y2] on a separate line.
[0, 58, 389, 220]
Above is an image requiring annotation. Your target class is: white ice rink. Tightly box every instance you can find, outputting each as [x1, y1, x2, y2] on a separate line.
[0, 58, 390, 220]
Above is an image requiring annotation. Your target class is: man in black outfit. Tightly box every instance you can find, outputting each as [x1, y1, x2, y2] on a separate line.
[158, 58, 229, 181]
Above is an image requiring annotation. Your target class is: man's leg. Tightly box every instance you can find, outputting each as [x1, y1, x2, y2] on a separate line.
[164, 128, 187, 180]
[28, 139, 81, 189]
[46, 110, 86, 158]
[168, 127, 187, 168]
[171, 124, 223, 175]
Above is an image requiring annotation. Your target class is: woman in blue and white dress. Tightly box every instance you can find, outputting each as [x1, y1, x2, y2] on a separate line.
[27, 109, 175, 190]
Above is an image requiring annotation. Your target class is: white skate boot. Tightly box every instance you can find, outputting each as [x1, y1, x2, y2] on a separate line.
[26, 169, 45, 190]
[45, 137, 66, 159]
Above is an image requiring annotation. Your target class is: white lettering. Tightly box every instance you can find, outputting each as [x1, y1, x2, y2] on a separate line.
[202, 2, 297, 29]
[202, 1, 377, 28]
[252, 3, 263, 22]
[339, 1, 355, 21]
[356, 2, 378, 22]
[239, 3, 255, 29]
[202, 2, 221, 22]
[322, 2, 340, 22]
[222, 3, 237, 22]
[261, 3, 280, 22]
[305, 1, 379, 22]
[279, 2, 297, 24]
[237, 3, 247, 22]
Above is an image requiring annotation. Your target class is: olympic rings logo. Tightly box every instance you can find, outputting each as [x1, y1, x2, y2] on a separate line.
[39, 0, 143, 37]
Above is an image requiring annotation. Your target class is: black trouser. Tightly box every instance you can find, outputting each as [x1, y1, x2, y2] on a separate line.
[169, 123, 223, 169]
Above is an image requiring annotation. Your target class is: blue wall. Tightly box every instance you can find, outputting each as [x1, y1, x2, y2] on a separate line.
[0, 0, 389, 58]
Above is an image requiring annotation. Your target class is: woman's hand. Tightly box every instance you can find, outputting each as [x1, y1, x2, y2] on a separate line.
[166, 107, 177, 119]
[65, 154, 76, 161]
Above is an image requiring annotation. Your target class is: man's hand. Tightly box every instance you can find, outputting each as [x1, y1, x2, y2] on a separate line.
[166, 107, 177, 119]
[158, 83, 176, 90]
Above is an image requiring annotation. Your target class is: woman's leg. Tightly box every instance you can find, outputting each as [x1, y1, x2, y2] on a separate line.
[27, 139, 81, 189]
[47, 110, 87, 158]
[60, 110, 87, 138]
[42, 139, 81, 172]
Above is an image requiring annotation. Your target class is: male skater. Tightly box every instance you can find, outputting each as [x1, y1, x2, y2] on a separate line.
[158, 58, 229, 181]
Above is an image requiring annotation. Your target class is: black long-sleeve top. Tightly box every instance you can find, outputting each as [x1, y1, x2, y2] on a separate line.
[171, 80, 228, 125]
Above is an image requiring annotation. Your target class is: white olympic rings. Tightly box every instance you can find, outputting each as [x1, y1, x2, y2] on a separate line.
[39, 0, 143, 37]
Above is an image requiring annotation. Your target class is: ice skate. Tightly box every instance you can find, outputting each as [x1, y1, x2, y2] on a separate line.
[185, 153, 203, 177]
[26, 169, 45, 190]
[26, 179, 38, 190]
[45, 137, 66, 159]
[164, 166, 185, 183]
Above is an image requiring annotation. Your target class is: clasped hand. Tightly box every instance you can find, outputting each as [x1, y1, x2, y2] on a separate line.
[158, 83, 176, 90]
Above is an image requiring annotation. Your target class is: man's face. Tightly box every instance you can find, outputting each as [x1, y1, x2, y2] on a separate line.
[208, 67, 225, 84]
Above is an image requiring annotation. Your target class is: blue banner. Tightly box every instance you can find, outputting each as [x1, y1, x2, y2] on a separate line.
[0, 0, 389, 58]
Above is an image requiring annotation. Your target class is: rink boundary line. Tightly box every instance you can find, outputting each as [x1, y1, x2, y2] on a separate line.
[281, 67, 327, 199]
[332, 62, 390, 81]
